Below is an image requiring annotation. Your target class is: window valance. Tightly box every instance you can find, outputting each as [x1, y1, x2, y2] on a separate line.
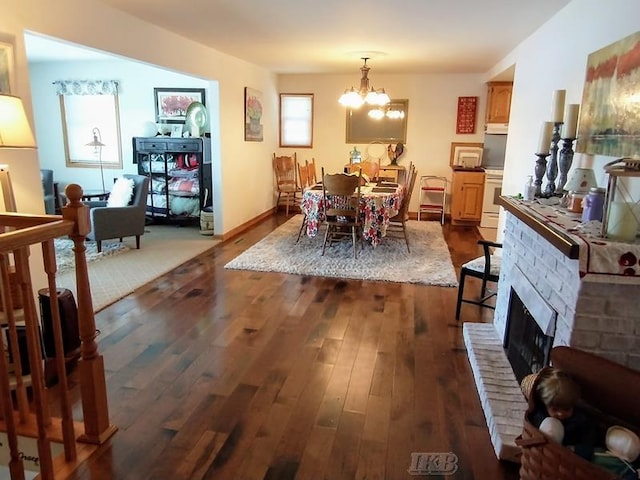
[54, 80, 119, 96]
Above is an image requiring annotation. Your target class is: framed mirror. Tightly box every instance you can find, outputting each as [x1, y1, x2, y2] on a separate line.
[345, 99, 408, 144]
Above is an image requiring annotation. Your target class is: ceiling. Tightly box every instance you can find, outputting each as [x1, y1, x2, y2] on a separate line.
[26, 0, 571, 76]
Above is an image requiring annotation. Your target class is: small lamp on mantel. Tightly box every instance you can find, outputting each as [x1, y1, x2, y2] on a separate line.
[86, 127, 106, 192]
[0, 94, 37, 212]
[563, 155, 598, 213]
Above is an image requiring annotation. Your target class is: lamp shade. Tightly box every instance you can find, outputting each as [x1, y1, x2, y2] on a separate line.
[564, 167, 597, 193]
[0, 94, 36, 149]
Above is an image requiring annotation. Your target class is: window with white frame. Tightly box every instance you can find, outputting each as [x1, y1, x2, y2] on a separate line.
[279, 93, 313, 148]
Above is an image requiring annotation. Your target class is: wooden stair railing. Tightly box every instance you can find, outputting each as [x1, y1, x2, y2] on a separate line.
[0, 185, 117, 479]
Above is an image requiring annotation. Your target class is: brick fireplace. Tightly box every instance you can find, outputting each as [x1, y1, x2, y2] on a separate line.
[463, 197, 640, 462]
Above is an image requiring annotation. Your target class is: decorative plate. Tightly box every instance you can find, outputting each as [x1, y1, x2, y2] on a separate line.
[185, 101, 208, 135]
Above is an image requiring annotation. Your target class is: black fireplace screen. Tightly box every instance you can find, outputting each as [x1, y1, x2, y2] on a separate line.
[503, 288, 554, 383]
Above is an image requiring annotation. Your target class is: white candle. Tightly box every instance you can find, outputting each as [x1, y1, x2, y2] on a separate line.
[551, 89, 566, 123]
[562, 104, 580, 138]
[537, 121, 554, 154]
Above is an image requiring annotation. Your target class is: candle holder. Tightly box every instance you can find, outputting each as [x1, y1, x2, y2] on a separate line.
[555, 137, 576, 195]
[534, 153, 550, 197]
[543, 122, 562, 196]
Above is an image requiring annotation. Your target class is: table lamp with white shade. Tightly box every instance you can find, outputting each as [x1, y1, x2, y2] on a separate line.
[0, 94, 37, 212]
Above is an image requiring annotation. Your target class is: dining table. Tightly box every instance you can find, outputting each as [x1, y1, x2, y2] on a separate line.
[301, 181, 405, 247]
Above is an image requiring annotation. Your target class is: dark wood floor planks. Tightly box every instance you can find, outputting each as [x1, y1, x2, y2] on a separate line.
[53, 215, 520, 480]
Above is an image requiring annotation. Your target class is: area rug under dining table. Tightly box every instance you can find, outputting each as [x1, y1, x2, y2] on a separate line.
[225, 215, 458, 286]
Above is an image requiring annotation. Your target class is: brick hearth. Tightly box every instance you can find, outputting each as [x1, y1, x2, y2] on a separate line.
[464, 198, 640, 461]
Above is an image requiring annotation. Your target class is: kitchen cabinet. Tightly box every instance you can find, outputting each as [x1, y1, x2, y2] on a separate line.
[451, 169, 485, 224]
[485, 82, 513, 124]
[133, 137, 212, 224]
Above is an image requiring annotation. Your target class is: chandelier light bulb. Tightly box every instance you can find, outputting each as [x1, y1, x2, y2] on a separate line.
[338, 57, 390, 108]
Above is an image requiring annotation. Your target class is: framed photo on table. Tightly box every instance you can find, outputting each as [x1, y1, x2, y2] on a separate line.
[154, 88, 205, 124]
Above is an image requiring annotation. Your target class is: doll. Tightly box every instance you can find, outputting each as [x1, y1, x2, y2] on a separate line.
[530, 368, 598, 460]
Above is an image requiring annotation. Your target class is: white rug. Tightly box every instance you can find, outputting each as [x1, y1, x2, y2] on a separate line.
[55, 225, 219, 312]
[225, 216, 458, 286]
[54, 238, 129, 274]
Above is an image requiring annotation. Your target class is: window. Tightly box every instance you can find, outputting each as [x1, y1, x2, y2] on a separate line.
[55, 80, 123, 169]
[279, 93, 313, 148]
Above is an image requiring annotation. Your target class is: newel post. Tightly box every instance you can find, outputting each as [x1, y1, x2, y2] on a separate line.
[62, 185, 117, 444]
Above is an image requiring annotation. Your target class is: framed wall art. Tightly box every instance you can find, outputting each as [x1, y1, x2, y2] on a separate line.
[576, 30, 640, 157]
[154, 88, 205, 124]
[245, 87, 263, 142]
[456, 96, 478, 134]
[0, 35, 15, 94]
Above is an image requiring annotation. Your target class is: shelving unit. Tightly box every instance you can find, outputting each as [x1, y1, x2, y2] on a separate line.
[418, 175, 448, 224]
[133, 137, 212, 225]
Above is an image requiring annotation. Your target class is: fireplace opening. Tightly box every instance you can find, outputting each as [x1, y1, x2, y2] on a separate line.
[503, 288, 554, 383]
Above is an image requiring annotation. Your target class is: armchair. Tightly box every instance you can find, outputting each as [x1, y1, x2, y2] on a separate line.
[41, 169, 56, 214]
[86, 174, 150, 253]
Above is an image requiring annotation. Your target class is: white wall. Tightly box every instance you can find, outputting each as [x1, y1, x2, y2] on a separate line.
[2, 0, 278, 236]
[28, 59, 211, 191]
[494, 0, 640, 238]
[278, 73, 488, 211]
[4, 0, 640, 238]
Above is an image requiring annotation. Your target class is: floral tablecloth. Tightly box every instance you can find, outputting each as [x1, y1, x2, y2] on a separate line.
[301, 184, 404, 247]
[514, 199, 640, 283]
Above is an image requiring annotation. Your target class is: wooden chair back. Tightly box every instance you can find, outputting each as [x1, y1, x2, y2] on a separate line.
[307, 158, 318, 185]
[359, 159, 380, 181]
[273, 153, 299, 191]
[298, 162, 311, 188]
[399, 168, 418, 221]
[322, 168, 361, 222]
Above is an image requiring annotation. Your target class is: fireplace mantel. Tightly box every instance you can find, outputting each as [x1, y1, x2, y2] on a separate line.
[464, 197, 640, 461]
[497, 196, 580, 258]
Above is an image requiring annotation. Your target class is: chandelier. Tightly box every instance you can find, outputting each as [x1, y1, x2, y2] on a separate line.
[338, 57, 390, 108]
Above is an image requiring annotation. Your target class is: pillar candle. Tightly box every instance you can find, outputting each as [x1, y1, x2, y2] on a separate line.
[551, 89, 566, 123]
[537, 121, 554, 154]
[562, 104, 580, 138]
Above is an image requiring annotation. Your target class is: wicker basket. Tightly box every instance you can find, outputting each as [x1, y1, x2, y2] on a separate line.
[516, 347, 640, 480]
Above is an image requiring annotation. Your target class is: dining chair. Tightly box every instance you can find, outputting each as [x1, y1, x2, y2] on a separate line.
[295, 161, 312, 243]
[387, 168, 418, 252]
[346, 159, 379, 183]
[321, 167, 362, 258]
[306, 158, 318, 185]
[298, 161, 311, 188]
[455, 240, 502, 320]
[273, 152, 301, 216]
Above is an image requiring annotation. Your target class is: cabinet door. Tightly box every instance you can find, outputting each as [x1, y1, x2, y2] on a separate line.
[451, 172, 485, 221]
[485, 83, 513, 124]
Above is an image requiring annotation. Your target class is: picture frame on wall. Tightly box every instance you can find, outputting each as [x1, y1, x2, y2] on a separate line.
[154, 88, 205, 124]
[244, 87, 264, 142]
[576, 30, 640, 157]
[0, 36, 15, 94]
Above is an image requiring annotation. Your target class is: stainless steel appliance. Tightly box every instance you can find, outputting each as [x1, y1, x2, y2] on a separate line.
[482, 132, 507, 169]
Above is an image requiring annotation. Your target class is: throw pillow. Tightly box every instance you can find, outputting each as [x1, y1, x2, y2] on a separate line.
[107, 177, 135, 207]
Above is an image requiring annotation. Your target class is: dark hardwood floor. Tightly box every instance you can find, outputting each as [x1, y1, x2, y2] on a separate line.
[56, 214, 519, 479]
